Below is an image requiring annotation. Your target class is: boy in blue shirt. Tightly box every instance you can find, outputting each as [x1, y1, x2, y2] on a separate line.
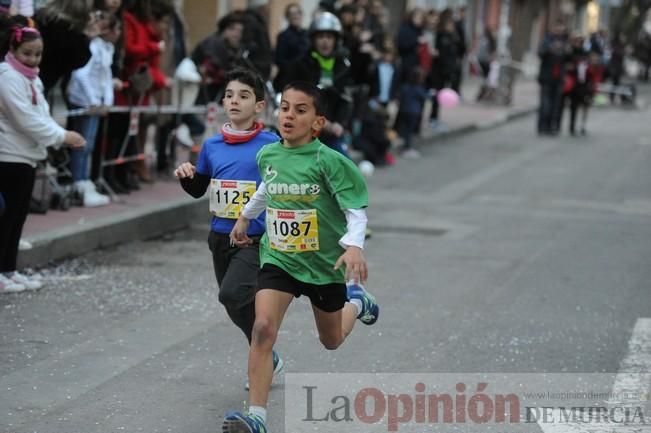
[174, 68, 283, 388]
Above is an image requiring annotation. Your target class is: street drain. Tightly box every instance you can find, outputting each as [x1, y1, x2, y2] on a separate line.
[369, 226, 448, 237]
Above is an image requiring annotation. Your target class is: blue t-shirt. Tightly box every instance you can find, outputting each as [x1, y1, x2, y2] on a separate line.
[196, 130, 279, 235]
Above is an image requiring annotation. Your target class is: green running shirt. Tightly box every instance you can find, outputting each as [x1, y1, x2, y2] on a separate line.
[256, 139, 368, 285]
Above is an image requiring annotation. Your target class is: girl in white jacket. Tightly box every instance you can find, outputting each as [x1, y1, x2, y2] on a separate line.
[0, 24, 85, 292]
[67, 12, 121, 207]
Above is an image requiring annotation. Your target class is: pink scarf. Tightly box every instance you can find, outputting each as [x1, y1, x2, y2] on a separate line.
[5, 52, 40, 104]
[5, 52, 40, 80]
[221, 121, 264, 144]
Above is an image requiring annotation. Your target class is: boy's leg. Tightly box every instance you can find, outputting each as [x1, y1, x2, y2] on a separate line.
[309, 281, 379, 350]
[219, 247, 260, 343]
[248, 288, 294, 407]
[311, 304, 358, 350]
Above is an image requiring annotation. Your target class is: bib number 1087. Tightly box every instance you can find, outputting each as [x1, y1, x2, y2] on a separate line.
[271, 220, 311, 237]
[266, 208, 319, 252]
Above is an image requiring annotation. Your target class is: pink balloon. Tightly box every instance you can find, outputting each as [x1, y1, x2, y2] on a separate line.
[437, 88, 460, 108]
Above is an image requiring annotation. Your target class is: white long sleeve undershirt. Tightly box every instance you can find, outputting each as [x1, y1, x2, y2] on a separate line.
[241, 182, 367, 250]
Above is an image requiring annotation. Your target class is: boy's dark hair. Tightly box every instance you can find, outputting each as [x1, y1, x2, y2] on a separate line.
[282, 81, 327, 116]
[217, 12, 243, 34]
[225, 68, 266, 101]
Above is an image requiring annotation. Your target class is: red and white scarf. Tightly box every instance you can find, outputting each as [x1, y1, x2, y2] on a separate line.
[221, 121, 264, 144]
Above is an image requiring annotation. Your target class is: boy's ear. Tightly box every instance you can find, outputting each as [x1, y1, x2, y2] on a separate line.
[255, 99, 266, 114]
[312, 115, 326, 133]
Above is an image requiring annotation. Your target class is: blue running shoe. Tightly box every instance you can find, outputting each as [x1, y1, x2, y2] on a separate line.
[244, 349, 284, 391]
[347, 282, 379, 325]
[222, 411, 267, 433]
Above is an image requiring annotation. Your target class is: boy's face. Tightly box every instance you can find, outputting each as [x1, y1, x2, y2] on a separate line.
[223, 80, 265, 124]
[313, 32, 336, 57]
[223, 23, 243, 47]
[278, 88, 325, 145]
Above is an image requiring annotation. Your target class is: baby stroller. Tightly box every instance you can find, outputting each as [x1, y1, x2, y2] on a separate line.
[29, 148, 76, 214]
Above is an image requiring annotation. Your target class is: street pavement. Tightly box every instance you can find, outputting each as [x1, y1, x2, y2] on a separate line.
[2, 83, 651, 433]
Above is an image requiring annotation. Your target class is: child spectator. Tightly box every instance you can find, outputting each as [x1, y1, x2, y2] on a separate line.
[223, 81, 379, 433]
[67, 11, 121, 207]
[397, 66, 429, 159]
[567, 50, 602, 135]
[0, 24, 85, 292]
[174, 69, 283, 390]
[279, 11, 354, 156]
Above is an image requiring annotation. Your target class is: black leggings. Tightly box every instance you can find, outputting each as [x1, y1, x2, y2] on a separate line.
[0, 162, 36, 272]
[208, 231, 260, 343]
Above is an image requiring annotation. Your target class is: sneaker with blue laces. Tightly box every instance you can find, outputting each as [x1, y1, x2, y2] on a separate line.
[222, 411, 267, 433]
[244, 349, 284, 391]
[347, 282, 379, 325]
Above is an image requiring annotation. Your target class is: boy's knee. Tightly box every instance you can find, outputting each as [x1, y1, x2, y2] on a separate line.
[218, 282, 253, 308]
[252, 317, 278, 348]
[319, 335, 343, 351]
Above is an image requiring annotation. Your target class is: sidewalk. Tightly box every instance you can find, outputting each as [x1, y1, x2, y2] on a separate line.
[18, 77, 540, 269]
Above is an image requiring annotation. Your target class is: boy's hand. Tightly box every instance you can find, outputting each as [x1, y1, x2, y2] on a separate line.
[63, 131, 86, 148]
[334, 246, 368, 283]
[230, 216, 252, 247]
[174, 162, 196, 179]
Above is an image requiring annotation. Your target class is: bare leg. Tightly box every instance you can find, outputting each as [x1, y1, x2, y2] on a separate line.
[248, 289, 294, 407]
[311, 302, 359, 350]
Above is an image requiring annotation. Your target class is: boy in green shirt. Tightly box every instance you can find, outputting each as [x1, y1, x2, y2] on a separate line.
[223, 82, 379, 433]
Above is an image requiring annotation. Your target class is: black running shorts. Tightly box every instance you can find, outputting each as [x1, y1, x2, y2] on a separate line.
[257, 264, 347, 313]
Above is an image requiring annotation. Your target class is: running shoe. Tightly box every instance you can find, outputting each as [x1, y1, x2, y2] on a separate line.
[222, 411, 267, 433]
[244, 349, 284, 391]
[347, 282, 379, 325]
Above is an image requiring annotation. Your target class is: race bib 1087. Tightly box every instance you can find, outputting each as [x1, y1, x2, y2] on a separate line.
[266, 207, 319, 252]
[209, 179, 256, 219]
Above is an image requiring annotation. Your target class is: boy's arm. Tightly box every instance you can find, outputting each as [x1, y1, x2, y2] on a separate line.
[175, 162, 209, 198]
[231, 183, 267, 247]
[240, 182, 267, 220]
[335, 208, 369, 283]
[179, 173, 210, 198]
[339, 209, 368, 250]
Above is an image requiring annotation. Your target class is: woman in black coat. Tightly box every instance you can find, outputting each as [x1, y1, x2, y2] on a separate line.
[33, 0, 92, 97]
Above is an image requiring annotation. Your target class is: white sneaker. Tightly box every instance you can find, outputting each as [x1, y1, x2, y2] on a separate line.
[19, 239, 33, 250]
[402, 148, 422, 159]
[174, 124, 194, 147]
[10, 271, 42, 290]
[80, 181, 110, 207]
[0, 273, 26, 292]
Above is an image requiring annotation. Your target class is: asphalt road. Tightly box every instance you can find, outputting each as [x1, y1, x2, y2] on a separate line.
[2, 96, 651, 433]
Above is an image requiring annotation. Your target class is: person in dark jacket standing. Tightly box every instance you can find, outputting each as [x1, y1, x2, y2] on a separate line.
[273, 3, 308, 92]
[537, 22, 570, 135]
[279, 11, 354, 156]
[33, 0, 92, 98]
[429, 9, 459, 129]
[192, 13, 244, 104]
[452, 6, 467, 94]
[235, 0, 273, 81]
[396, 8, 424, 83]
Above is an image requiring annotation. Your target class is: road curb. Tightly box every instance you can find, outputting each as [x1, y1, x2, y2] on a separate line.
[18, 197, 206, 269]
[418, 105, 538, 145]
